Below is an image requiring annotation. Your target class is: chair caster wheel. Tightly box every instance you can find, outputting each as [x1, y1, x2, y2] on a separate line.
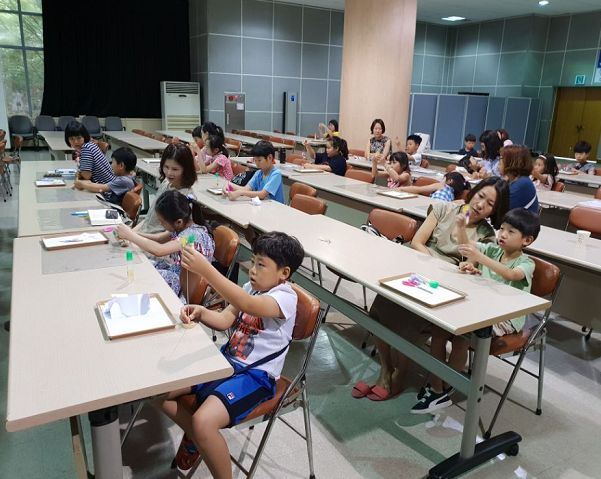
[506, 444, 519, 456]
[370, 348, 376, 357]
[360, 342, 367, 349]
[582, 326, 587, 332]
[483, 431, 491, 440]
[535, 408, 542, 415]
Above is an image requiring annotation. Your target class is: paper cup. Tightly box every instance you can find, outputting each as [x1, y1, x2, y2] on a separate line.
[576, 230, 591, 246]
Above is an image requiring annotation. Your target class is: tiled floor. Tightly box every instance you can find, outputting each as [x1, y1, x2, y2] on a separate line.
[2, 151, 601, 478]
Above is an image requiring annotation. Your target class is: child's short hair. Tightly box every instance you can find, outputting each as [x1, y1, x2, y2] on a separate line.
[329, 136, 349, 159]
[444, 171, 470, 198]
[64, 121, 90, 146]
[250, 140, 275, 159]
[501, 145, 532, 177]
[407, 134, 422, 145]
[252, 231, 305, 276]
[370, 118, 385, 134]
[389, 151, 410, 172]
[574, 140, 592, 154]
[502, 208, 540, 240]
[464, 133, 476, 142]
[159, 143, 197, 188]
[112, 147, 137, 172]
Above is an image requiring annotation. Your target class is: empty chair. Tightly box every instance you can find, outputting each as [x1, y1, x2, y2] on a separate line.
[285, 154, 305, 165]
[35, 115, 56, 132]
[568, 206, 601, 238]
[289, 182, 317, 202]
[551, 181, 565, 192]
[225, 138, 241, 157]
[290, 194, 327, 216]
[345, 168, 375, 183]
[104, 116, 124, 131]
[8, 115, 36, 145]
[57, 116, 76, 131]
[82, 116, 103, 138]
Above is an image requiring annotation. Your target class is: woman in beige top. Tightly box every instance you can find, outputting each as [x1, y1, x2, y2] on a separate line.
[352, 177, 510, 401]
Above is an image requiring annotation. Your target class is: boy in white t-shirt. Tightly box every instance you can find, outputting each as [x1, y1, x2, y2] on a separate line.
[405, 134, 423, 166]
[160, 231, 305, 475]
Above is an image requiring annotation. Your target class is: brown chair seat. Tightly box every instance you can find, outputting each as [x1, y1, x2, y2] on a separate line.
[490, 332, 529, 356]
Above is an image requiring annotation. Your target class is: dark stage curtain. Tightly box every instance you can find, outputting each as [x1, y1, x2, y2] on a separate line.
[40, 0, 190, 118]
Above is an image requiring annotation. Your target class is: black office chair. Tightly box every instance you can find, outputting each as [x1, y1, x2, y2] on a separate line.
[34, 115, 57, 132]
[104, 116, 125, 131]
[58, 115, 76, 131]
[82, 116, 103, 138]
[8, 115, 36, 146]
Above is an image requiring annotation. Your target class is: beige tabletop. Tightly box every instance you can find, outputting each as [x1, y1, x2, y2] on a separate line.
[245, 129, 326, 146]
[37, 131, 74, 152]
[225, 133, 292, 150]
[104, 131, 167, 152]
[19, 161, 103, 237]
[538, 190, 593, 210]
[6, 236, 232, 432]
[249, 210, 550, 335]
[557, 171, 601, 187]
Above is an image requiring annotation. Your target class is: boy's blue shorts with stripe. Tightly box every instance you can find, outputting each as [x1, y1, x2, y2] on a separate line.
[191, 358, 276, 427]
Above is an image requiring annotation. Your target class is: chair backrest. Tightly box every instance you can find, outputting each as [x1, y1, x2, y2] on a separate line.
[345, 169, 374, 183]
[132, 182, 143, 195]
[414, 176, 439, 188]
[121, 191, 142, 225]
[289, 182, 317, 202]
[349, 148, 364, 157]
[285, 154, 305, 165]
[290, 283, 321, 340]
[281, 138, 295, 147]
[551, 181, 565, 192]
[568, 206, 601, 236]
[58, 116, 76, 131]
[596, 168, 601, 176]
[9, 115, 34, 135]
[595, 187, 601, 200]
[367, 208, 418, 243]
[530, 256, 561, 298]
[232, 162, 248, 176]
[285, 131, 296, 135]
[35, 115, 56, 132]
[82, 116, 101, 135]
[104, 116, 123, 131]
[290, 194, 327, 215]
[132, 128, 145, 136]
[91, 139, 109, 154]
[212, 225, 240, 269]
[446, 164, 457, 172]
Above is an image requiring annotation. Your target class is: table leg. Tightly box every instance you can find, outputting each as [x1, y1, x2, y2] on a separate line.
[70, 416, 90, 479]
[88, 406, 123, 479]
[428, 328, 522, 479]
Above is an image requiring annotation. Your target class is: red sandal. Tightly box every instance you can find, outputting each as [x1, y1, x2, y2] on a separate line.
[174, 434, 201, 470]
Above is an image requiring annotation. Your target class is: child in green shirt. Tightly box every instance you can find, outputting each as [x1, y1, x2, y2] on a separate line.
[411, 208, 539, 414]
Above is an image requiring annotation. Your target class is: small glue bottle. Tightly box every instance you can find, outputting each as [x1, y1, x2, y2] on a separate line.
[126, 250, 134, 283]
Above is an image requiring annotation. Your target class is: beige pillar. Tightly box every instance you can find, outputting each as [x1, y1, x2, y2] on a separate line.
[339, 0, 416, 151]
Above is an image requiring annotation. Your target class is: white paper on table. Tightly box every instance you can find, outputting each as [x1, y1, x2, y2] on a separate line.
[293, 168, 323, 173]
[101, 295, 173, 339]
[36, 178, 66, 187]
[377, 190, 417, 199]
[88, 209, 123, 226]
[42, 232, 107, 250]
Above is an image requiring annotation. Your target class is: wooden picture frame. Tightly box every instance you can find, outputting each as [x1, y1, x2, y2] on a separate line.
[379, 273, 466, 308]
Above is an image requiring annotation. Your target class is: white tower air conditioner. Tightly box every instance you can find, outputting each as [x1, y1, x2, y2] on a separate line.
[160, 81, 201, 130]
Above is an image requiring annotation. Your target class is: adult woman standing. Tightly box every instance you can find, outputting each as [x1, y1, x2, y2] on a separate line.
[364, 118, 391, 163]
[352, 177, 510, 401]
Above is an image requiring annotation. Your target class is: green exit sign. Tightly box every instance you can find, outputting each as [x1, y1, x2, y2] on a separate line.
[575, 74, 586, 85]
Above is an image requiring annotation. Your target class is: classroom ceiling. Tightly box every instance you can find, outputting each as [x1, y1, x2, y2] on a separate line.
[287, 0, 601, 24]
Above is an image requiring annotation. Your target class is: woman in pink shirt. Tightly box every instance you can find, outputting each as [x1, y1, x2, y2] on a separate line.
[197, 134, 234, 181]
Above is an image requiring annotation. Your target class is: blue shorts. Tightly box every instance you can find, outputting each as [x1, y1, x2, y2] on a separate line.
[191, 358, 276, 427]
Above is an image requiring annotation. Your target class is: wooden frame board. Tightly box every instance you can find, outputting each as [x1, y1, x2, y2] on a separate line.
[377, 190, 418, 200]
[42, 231, 109, 251]
[379, 273, 466, 308]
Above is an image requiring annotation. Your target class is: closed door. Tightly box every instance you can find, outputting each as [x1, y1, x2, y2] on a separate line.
[550, 87, 601, 159]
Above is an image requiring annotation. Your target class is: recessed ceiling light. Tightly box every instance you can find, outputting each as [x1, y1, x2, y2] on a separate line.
[539, 1, 549, 6]
[441, 16, 466, 22]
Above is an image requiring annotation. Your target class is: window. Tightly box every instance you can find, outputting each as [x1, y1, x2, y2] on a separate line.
[0, 0, 43, 117]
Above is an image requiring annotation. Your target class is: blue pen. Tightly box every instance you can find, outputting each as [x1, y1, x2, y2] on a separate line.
[71, 210, 88, 216]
